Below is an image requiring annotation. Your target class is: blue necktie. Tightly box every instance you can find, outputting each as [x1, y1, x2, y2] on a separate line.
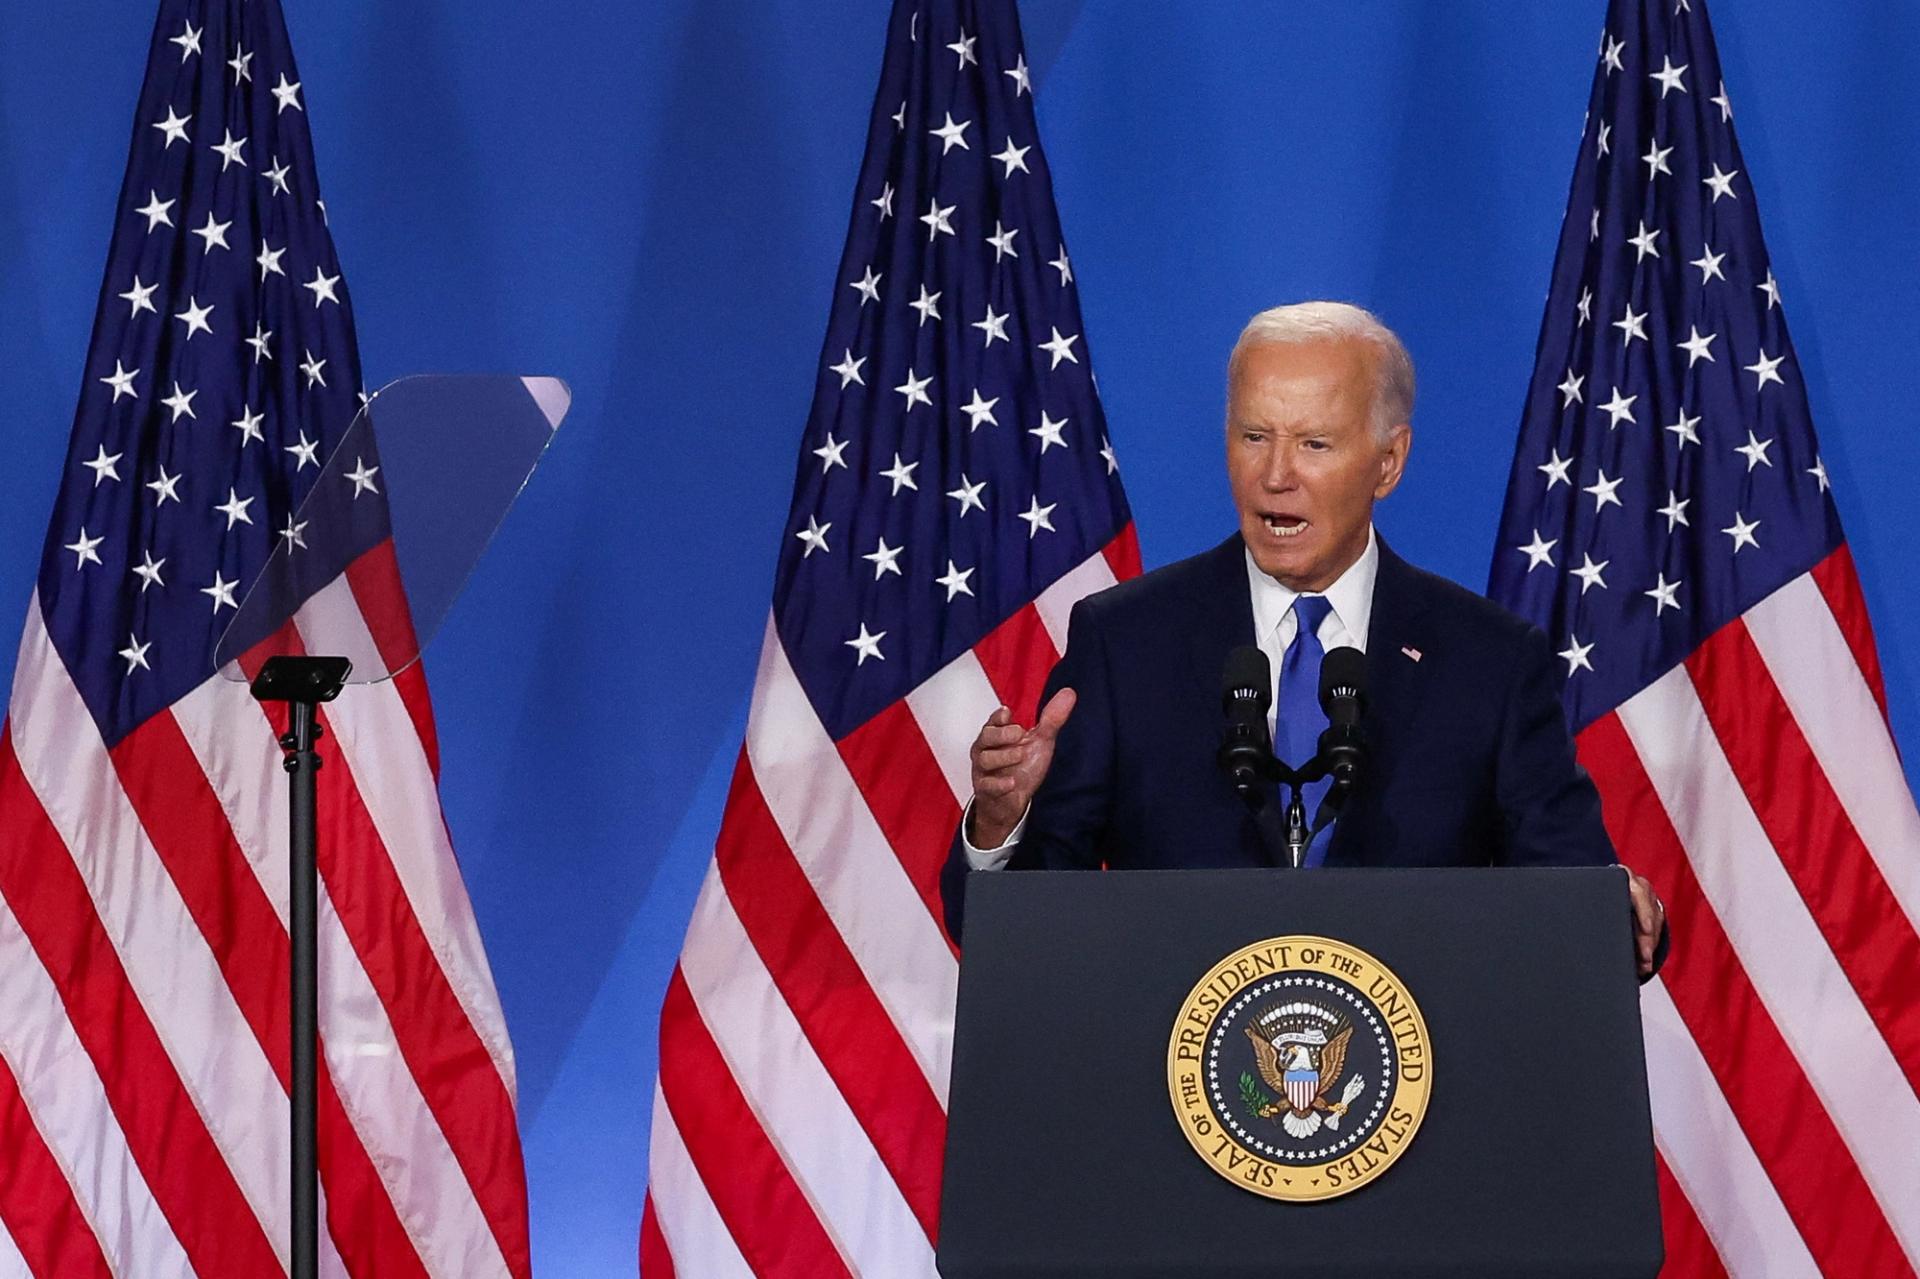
[1277, 594, 1335, 866]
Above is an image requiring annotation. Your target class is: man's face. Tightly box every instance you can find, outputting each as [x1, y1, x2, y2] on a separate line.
[1225, 337, 1411, 592]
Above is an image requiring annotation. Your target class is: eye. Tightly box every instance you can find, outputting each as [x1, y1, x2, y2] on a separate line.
[1303, 437, 1331, 452]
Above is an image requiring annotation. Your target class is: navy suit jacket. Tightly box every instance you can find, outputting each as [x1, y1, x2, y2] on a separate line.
[940, 534, 1620, 943]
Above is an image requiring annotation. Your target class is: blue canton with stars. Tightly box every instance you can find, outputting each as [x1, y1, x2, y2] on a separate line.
[38, 0, 380, 749]
[1489, 0, 1843, 735]
[773, 0, 1132, 742]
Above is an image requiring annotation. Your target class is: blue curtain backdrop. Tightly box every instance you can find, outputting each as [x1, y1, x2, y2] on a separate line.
[3, 2, 1915, 1272]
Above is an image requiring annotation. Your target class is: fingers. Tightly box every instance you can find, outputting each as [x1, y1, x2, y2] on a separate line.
[1627, 871, 1663, 976]
[1032, 687, 1078, 740]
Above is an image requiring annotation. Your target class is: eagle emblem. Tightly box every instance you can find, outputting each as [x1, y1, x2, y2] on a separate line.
[1244, 1002, 1368, 1139]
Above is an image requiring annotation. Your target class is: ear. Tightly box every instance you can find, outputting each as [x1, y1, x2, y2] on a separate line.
[1373, 424, 1412, 500]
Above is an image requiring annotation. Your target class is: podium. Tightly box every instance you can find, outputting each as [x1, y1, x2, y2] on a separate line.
[937, 867, 1662, 1278]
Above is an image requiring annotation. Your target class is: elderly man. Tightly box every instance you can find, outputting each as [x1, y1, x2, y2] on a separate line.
[940, 301, 1665, 975]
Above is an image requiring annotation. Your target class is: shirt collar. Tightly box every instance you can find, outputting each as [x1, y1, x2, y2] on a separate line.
[1243, 524, 1378, 652]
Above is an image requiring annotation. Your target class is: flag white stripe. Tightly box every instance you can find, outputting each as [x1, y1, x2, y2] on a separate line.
[170, 675, 293, 927]
[0, 894, 191, 1278]
[1744, 573, 1920, 931]
[293, 576, 519, 1100]
[680, 864, 935, 1277]
[0, 1215, 28, 1279]
[905, 650, 1002, 805]
[1620, 666, 1920, 1257]
[1032, 552, 1116, 653]
[744, 617, 957, 1103]
[648, 1083, 754, 1279]
[7, 603, 288, 1263]
[1639, 979, 1819, 1278]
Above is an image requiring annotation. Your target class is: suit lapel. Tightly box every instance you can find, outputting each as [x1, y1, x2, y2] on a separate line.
[1188, 534, 1259, 702]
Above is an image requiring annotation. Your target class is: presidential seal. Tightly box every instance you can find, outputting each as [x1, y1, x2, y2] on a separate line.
[1166, 936, 1431, 1202]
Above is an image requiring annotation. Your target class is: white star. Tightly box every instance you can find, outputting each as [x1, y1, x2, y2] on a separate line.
[863, 537, 905, 579]
[1649, 55, 1689, 98]
[993, 138, 1031, 178]
[1628, 220, 1662, 262]
[210, 128, 248, 171]
[1691, 244, 1727, 284]
[1676, 325, 1717, 366]
[231, 405, 266, 445]
[99, 359, 139, 402]
[1745, 350, 1785, 391]
[880, 452, 919, 495]
[1029, 411, 1069, 453]
[1809, 457, 1830, 492]
[936, 560, 975, 602]
[850, 265, 882, 306]
[960, 388, 999, 431]
[1100, 437, 1119, 474]
[909, 284, 943, 326]
[345, 457, 381, 497]
[870, 182, 894, 219]
[1005, 53, 1032, 96]
[191, 212, 232, 253]
[1018, 495, 1058, 538]
[1559, 635, 1595, 676]
[972, 305, 1010, 347]
[303, 266, 341, 307]
[169, 19, 202, 61]
[1038, 326, 1081, 369]
[83, 444, 123, 486]
[215, 487, 256, 530]
[1599, 385, 1637, 427]
[846, 623, 887, 666]
[1595, 121, 1611, 157]
[1601, 34, 1625, 73]
[300, 349, 328, 388]
[271, 73, 303, 114]
[247, 321, 274, 364]
[1664, 408, 1701, 447]
[257, 241, 287, 279]
[131, 550, 165, 591]
[1758, 270, 1780, 309]
[929, 111, 972, 154]
[1642, 139, 1674, 179]
[1049, 248, 1073, 285]
[1557, 370, 1585, 407]
[64, 528, 104, 570]
[174, 296, 214, 340]
[119, 276, 157, 317]
[829, 349, 866, 388]
[920, 198, 957, 241]
[892, 101, 906, 131]
[263, 157, 292, 196]
[1723, 512, 1761, 553]
[813, 433, 849, 472]
[1712, 81, 1733, 123]
[1538, 448, 1573, 489]
[1703, 163, 1739, 202]
[1584, 468, 1623, 512]
[161, 381, 198, 422]
[947, 473, 987, 517]
[1735, 430, 1775, 471]
[795, 515, 831, 557]
[1657, 490, 1691, 530]
[946, 30, 977, 68]
[136, 190, 175, 231]
[285, 431, 321, 470]
[202, 572, 239, 613]
[146, 466, 182, 506]
[153, 106, 192, 148]
[1571, 553, 1610, 594]
[894, 368, 933, 411]
[1590, 208, 1601, 242]
[1645, 573, 1683, 615]
[280, 516, 309, 551]
[985, 220, 1019, 262]
[118, 634, 152, 674]
[1576, 287, 1593, 325]
[229, 44, 253, 82]
[1613, 304, 1648, 346]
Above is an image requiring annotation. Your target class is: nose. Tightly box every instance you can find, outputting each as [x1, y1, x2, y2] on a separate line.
[1262, 443, 1297, 492]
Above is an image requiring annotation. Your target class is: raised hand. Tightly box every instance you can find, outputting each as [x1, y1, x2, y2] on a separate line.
[966, 687, 1077, 849]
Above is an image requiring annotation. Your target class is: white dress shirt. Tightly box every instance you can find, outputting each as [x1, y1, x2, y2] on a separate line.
[963, 527, 1380, 870]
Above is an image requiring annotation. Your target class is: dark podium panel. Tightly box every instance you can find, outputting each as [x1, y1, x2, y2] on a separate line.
[938, 868, 1662, 1279]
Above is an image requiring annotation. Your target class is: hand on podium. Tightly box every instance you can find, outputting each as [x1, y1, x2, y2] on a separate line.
[1625, 867, 1666, 979]
[966, 688, 1077, 849]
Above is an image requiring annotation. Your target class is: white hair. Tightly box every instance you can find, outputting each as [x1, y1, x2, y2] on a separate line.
[1228, 301, 1416, 441]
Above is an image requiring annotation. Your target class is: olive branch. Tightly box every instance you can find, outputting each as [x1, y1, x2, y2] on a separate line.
[1238, 1071, 1274, 1120]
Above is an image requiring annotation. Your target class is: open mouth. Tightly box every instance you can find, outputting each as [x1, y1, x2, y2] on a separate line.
[1262, 514, 1309, 539]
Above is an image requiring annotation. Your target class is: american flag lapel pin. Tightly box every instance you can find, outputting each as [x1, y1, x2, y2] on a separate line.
[1401, 645, 1423, 663]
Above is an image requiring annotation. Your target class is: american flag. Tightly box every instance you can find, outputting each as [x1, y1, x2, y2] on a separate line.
[0, 2, 530, 1274]
[1490, 2, 1920, 1274]
[640, 0, 1138, 1272]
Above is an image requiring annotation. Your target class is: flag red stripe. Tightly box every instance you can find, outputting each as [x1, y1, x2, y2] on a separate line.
[344, 542, 441, 780]
[657, 968, 852, 1279]
[714, 755, 946, 1239]
[1653, 1150, 1725, 1279]
[971, 604, 1058, 727]
[837, 700, 964, 941]
[1578, 713, 1911, 1277]
[1685, 623, 1920, 1093]
[0, 739, 283, 1276]
[110, 711, 428, 1278]
[0, 1050, 112, 1279]
[639, 1191, 674, 1279]
[1102, 523, 1142, 580]
[1810, 543, 1891, 723]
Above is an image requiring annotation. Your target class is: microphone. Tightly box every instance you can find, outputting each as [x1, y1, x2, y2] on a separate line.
[1218, 646, 1273, 800]
[1317, 646, 1367, 793]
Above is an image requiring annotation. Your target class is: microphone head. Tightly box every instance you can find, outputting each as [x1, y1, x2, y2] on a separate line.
[1223, 645, 1272, 716]
[1319, 646, 1367, 717]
